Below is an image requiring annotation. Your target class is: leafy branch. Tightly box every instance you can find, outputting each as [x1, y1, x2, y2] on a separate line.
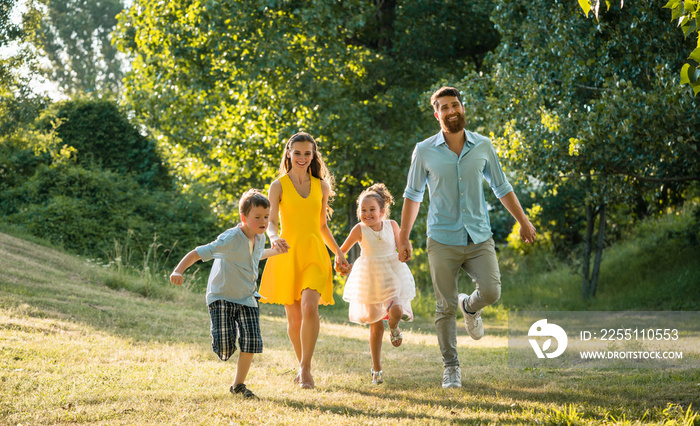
[578, 0, 700, 95]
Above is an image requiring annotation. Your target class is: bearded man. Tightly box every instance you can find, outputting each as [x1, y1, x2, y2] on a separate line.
[397, 86, 537, 388]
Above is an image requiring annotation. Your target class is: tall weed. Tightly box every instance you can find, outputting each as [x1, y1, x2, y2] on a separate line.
[99, 230, 206, 300]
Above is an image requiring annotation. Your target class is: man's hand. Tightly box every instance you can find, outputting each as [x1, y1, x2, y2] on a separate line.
[397, 237, 413, 263]
[519, 220, 537, 244]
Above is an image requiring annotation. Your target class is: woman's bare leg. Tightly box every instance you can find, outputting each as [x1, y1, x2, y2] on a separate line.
[284, 300, 303, 363]
[298, 288, 321, 388]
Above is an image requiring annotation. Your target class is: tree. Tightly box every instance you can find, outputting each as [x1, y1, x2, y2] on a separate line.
[26, 0, 125, 96]
[458, 0, 700, 299]
[578, 0, 700, 95]
[664, 0, 700, 95]
[2, 0, 49, 160]
[1, 0, 22, 48]
[114, 0, 501, 253]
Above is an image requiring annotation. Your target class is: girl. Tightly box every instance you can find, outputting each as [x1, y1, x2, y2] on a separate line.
[259, 131, 349, 390]
[337, 183, 415, 385]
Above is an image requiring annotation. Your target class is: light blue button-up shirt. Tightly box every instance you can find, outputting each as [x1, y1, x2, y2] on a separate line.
[403, 130, 513, 246]
[196, 225, 265, 307]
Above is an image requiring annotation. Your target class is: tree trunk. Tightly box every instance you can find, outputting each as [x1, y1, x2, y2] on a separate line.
[589, 203, 606, 298]
[582, 203, 595, 300]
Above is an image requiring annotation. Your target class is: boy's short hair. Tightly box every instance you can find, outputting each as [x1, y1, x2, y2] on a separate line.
[239, 189, 270, 217]
[430, 86, 462, 112]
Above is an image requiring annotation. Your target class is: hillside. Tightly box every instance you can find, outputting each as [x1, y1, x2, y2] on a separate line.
[1, 230, 699, 425]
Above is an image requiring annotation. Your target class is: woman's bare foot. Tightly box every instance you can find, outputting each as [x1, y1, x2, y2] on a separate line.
[299, 367, 315, 389]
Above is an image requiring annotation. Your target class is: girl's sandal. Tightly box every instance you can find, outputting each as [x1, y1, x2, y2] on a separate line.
[371, 369, 384, 385]
[389, 324, 403, 347]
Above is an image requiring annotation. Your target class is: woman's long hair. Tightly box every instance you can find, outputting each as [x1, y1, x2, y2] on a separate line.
[278, 131, 336, 216]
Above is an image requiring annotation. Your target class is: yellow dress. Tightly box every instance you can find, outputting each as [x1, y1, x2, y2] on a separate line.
[259, 174, 334, 305]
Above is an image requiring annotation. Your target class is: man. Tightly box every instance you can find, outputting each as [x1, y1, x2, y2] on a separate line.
[398, 86, 536, 388]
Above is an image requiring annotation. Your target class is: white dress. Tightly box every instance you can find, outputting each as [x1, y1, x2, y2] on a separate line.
[342, 220, 416, 325]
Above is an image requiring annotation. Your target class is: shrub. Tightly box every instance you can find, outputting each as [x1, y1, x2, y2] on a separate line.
[36, 98, 170, 189]
[0, 161, 218, 269]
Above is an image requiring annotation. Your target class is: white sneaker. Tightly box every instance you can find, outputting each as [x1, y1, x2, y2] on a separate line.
[442, 366, 462, 388]
[458, 293, 484, 340]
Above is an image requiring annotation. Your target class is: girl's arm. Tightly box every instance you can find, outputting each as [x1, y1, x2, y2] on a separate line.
[335, 224, 361, 276]
[319, 180, 350, 270]
[339, 223, 362, 255]
[390, 220, 402, 254]
[170, 249, 201, 285]
[266, 180, 290, 253]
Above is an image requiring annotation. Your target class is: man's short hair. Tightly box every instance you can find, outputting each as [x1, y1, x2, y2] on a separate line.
[430, 86, 462, 111]
[239, 189, 270, 217]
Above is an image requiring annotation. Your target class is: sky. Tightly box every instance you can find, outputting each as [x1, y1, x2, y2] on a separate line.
[1, 0, 64, 99]
[2, 0, 132, 100]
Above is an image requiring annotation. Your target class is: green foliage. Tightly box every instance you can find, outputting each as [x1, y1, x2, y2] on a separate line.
[36, 98, 171, 188]
[26, 0, 125, 96]
[1, 0, 22, 46]
[0, 161, 218, 267]
[1, 97, 218, 270]
[1, 0, 46, 136]
[580, 0, 700, 95]
[114, 0, 500, 232]
[498, 202, 700, 311]
[459, 0, 700, 260]
[664, 0, 700, 95]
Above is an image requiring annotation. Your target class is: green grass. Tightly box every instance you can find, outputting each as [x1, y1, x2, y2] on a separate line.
[1, 225, 700, 424]
[494, 203, 700, 313]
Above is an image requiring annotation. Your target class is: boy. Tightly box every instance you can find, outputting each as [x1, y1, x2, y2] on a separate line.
[170, 189, 283, 399]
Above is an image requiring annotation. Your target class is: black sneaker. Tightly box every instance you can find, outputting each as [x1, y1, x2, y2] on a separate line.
[230, 383, 258, 399]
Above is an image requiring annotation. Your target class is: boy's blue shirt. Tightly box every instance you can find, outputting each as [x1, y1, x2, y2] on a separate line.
[403, 130, 513, 246]
[196, 225, 265, 307]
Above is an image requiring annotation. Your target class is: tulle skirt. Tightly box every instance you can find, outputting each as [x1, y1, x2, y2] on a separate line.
[342, 254, 415, 325]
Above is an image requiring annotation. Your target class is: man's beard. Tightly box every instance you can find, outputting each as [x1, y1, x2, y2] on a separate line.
[441, 113, 466, 134]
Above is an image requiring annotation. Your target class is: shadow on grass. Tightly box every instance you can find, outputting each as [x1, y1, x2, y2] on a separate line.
[3, 231, 699, 423]
[265, 395, 472, 424]
[327, 365, 700, 420]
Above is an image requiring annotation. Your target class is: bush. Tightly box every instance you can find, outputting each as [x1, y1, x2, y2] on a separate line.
[1, 96, 220, 272]
[36, 98, 171, 189]
[0, 161, 218, 269]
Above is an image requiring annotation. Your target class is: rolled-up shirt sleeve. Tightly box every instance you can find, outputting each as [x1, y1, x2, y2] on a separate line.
[484, 142, 513, 199]
[195, 233, 232, 262]
[403, 145, 427, 203]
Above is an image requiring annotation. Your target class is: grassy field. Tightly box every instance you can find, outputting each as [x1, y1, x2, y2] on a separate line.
[1, 231, 699, 425]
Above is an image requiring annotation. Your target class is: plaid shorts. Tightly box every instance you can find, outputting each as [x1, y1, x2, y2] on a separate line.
[208, 300, 263, 360]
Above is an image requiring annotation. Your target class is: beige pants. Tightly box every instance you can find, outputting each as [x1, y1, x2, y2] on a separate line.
[427, 237, 501, 367]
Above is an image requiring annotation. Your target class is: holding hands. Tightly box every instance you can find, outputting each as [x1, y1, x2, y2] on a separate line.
[334, 251, 351, 276]
[271, 236, 290, 253]
[397, 237, 412, 263]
